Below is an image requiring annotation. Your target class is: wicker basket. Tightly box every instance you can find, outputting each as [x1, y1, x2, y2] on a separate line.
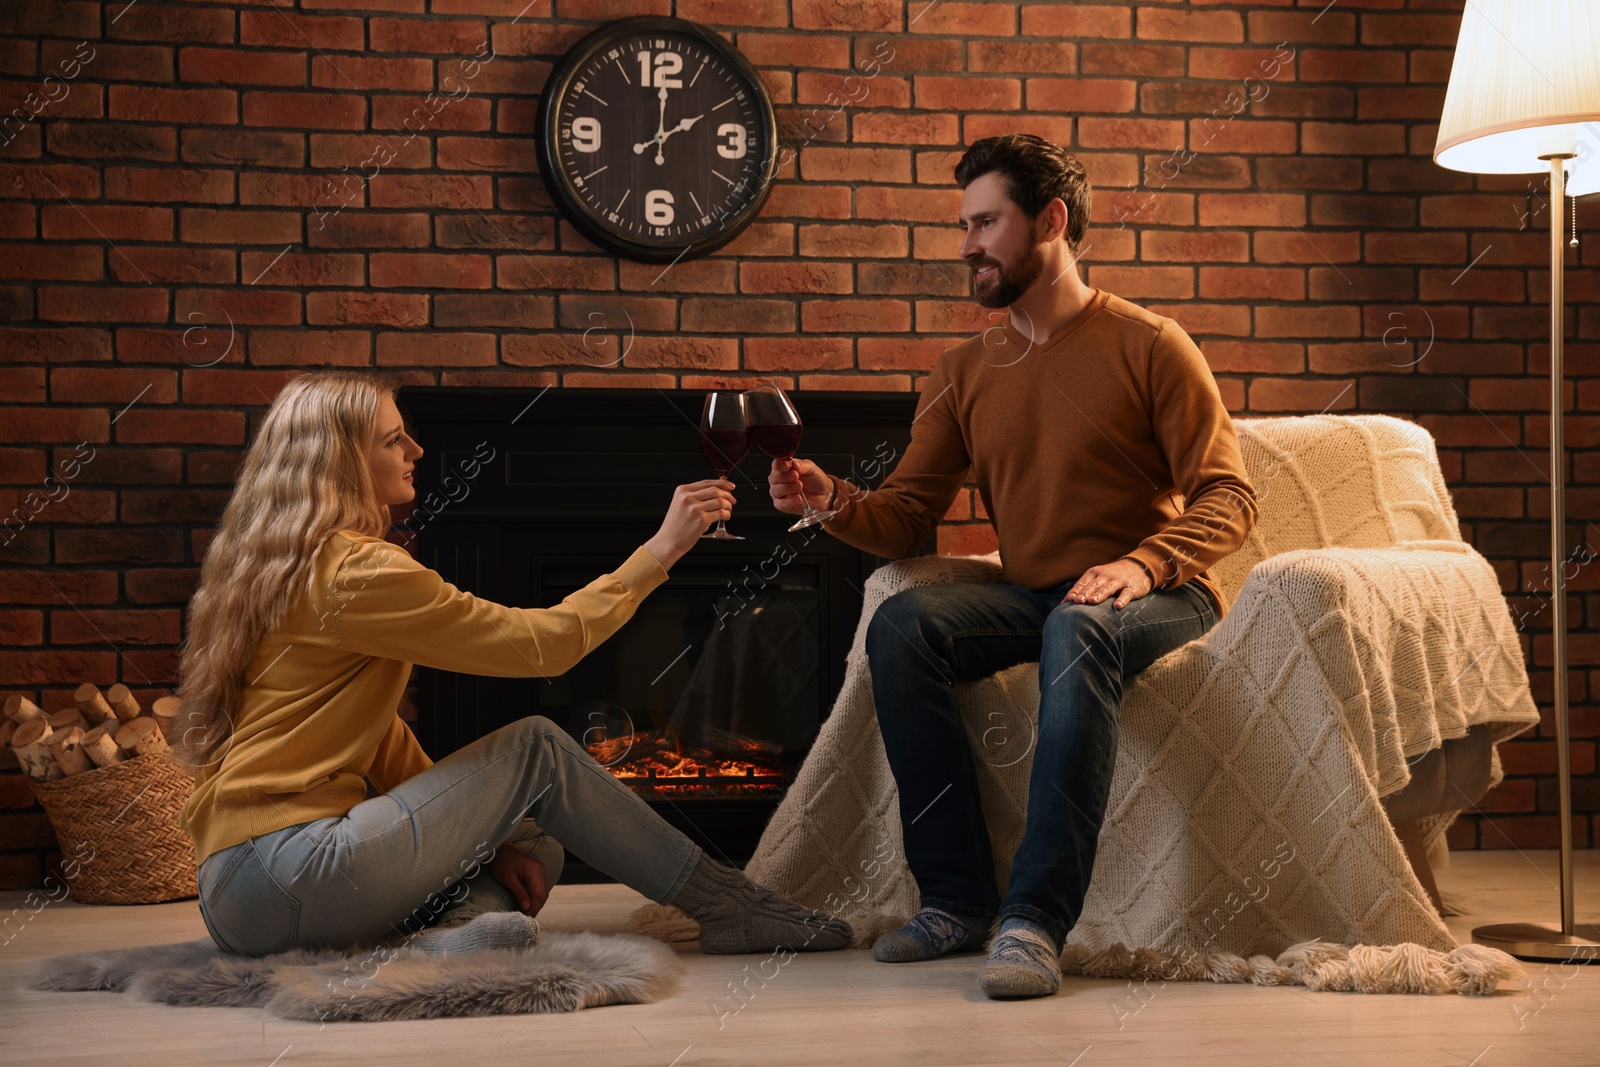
[30, 752, 199, 905]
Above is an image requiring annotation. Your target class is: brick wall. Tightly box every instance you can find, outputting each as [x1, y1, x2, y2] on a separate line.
[1, 0, 1595, 889]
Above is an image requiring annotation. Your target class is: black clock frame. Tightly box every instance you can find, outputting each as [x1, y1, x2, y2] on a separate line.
[535, 16, 779, 263]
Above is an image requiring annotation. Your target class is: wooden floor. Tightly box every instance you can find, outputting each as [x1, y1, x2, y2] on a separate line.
[3, 850, 1597, 1066]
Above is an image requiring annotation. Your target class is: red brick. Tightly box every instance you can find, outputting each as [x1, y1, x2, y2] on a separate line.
[1078, 117, 1186, 149]
[503, 334, 619, 369]
[857, 261, 967, 296]
[913, 76, 1020, 111]
[1197, 193, 1306, 228]
[109, 86, 236, 125]
[111, 247, 234, 285]
[111, 5, 234, 44]
[179, 208, 301, 246]
[241, 251, 362, 288]
[1256, 305, 1361, 339]
[45, 122, 175, 162]
[240, 10, 365, 51]
[1191, 119, 1297, 155]
[50, 368, 178, 406]
[1311, 195, 1416, 228]
[1362, 14, 1460, 47]
[312, 56, 433, 92]
[0, 448, 46, 483]
[798, 147, 912, 184]
[1247, 378, 1356, 413]
[1187, 47, 1297, 83]
[369, 174, 493, 209]
[1153, 304, 1252, 338]
[0, 610, 43, 645]
[0, 328, 111, 363]
[963, 113, 1076, 147]
[243, 92, 366, 130]
[40, 40, 171, 83]
[307, 291, 429, 327]
[1247, 12, 1355, 46]
[1302, 122, 1407, 156]
[173, 288, 300, 326]
[0, 368, 43, 403]
[853, 112, 959, 145]
[0, 163, 99, 199]
[52, 609, 181, 646]
[1257, 157, 1364, 191]
[371, 252, 489, 289]
[0, 484, 112, 521]
[307, 133, 429, 172]
[1199, 267, 1303, 301]
[249, 330, 371, 366]
[740, 262, 852, 295]
[908, 2, 1014, 36]
[799, 223, 907, 259]
[373, 94, 492, 133]
[369, 17, 488, 54]
[124, 567, 200, 605]
[858, 336, 949, 371]
[0, 245, 100, 282]
[1199, 342, 1304, 374]
[938, 522, 998, 557]
[179, 369, 301, 406]
[680, 298, 795, 335]
[40, 205, 171, 243]
[802, 299, 911, 333]
[497, 254, 614, 291]
[0, 202, 32, 239]
[762, 183, 852, 220]
[436, 136, 539, 172]
[432, 293, 553, 329]
[621, 336, 740, 371]
[377, 332, 496, 367]
[2, 570, 117, 604]
[106, 166, 232, 204]
[1021, 4, 1130, 38]
[745, 337, 853, 372]
[792, 0, 900, 32]
[308, 212, 431, 250]
[1085, 265, 1193, 299]
[114, 410, 245, 446]
[914, 300, 989, 335]
[1142, 231, 1250, 263]
[37, 287, 168, 324]
[179, 47, 306, 87]
[1030, 78, 1136, 114]
[1138, 8, 1242, 43]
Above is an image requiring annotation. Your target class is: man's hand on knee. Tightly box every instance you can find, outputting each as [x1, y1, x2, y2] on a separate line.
[1063, 559, 1155, 610]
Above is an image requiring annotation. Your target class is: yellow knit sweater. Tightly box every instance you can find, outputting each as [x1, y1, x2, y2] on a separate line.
[179, 530, 668, 867]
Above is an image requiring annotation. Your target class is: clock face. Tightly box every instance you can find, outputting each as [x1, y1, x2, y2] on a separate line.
[537, 18, 778, 262]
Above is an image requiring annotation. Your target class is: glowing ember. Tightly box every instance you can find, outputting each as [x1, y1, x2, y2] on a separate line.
[587, 728, 786, 799]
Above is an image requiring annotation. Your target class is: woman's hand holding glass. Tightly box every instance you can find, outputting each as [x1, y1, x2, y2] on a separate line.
[644, 478, 736, 569]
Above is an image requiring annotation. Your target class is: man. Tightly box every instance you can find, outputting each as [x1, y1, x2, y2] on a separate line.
[768, 134, 1258, 999]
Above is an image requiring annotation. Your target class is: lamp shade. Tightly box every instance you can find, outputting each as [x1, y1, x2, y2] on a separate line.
[1434, 0, 1600, 176]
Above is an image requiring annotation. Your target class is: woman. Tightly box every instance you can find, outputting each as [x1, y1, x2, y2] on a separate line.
[176, 370, 851, 958]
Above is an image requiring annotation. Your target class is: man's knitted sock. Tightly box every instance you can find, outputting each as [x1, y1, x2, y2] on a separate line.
[871, 907, 993, 963]
[665, 854, 853, 955]
[978, 916, 1062, 999]
[409, 911, 540, 955]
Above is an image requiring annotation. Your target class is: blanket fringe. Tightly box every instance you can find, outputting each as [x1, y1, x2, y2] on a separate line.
[627, 904, 1524, 995]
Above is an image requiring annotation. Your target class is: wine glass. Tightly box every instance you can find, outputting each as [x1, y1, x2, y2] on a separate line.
[745, 380, 837, 531]
[699, 391, 748, 540]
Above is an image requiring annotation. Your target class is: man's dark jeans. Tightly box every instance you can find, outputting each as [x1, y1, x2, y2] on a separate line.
[867, 579, 1219, 950]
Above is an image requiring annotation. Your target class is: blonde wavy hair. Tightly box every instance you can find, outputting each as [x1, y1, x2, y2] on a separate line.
[175, 370, 399, 772]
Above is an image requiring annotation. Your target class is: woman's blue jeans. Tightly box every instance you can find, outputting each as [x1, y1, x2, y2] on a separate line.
[196, 715, 702, 957]
[867, 580, 1218, 951]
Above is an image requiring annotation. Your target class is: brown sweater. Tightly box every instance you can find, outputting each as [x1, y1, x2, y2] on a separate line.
[821, 289, 1258, 616]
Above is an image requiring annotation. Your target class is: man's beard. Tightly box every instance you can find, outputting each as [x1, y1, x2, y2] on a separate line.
[971, 241, 1047, 309]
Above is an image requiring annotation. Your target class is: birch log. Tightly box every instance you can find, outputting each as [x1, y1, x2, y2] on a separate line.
[106, 684, 141, 723]
[82, 722, 123, 768]
[73, 684, 116, 726]
[151, 696, 183, 742]
[115, 716, 168, 758]
[5, 694, 43, 726]
[10, 718, 64, 782]
[47, 726, 93, 776]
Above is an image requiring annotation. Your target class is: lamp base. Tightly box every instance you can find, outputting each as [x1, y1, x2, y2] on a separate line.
[1472, 922, 1600, 963]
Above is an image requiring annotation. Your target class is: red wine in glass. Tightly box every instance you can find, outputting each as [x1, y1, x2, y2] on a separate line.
[744, 380, 837, 531]
[699, 392, 747, 541]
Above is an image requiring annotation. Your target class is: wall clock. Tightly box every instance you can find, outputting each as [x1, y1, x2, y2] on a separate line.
[535, 16, 779, 263]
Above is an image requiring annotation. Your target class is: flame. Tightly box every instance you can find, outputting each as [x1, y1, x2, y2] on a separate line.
[586, 730, 786, 799]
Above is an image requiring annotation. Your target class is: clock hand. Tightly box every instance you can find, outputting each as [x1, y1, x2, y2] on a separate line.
[634, 87, 676, 156]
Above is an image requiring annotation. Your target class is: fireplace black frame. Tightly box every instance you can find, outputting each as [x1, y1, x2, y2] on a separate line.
[395, 386, 929, 877]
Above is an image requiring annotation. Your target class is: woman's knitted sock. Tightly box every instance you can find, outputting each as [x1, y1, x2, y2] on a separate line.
[410, 911, 540, 955]
[664, 854, 853, 954]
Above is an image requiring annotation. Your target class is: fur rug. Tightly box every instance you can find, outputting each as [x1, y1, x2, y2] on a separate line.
[26, 930, 683, 1021]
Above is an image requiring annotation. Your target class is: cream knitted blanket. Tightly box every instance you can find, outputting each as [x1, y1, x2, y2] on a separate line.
[637, 416, 1540, 990]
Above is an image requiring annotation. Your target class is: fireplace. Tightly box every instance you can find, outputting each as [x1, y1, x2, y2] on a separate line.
[395, 387, 925, 879]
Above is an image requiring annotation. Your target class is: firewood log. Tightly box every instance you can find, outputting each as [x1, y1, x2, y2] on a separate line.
[10, 718, 64, 782]
[0, 719, 17, 769]
[48, 707, 88, 732]
[151, 695, 183, 742]
[105, 683, 141, 723]
[73, 684, 116, 726]
[5, 694, 43, 725]
[114, 716, 168, 758]
[47, 726, 93, 776]
[81, 722, 124, 768]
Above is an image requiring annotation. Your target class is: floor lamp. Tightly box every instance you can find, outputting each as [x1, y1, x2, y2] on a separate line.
[1434, 0, 1600, 963]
